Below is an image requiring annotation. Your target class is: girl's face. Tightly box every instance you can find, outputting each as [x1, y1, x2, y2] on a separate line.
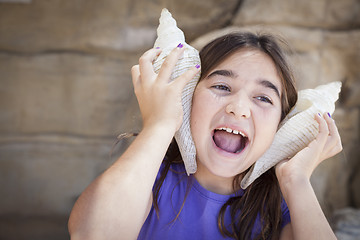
[191, 49, 283, 180]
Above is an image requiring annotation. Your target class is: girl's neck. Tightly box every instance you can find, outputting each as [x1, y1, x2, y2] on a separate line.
[193, 162, 237, 195]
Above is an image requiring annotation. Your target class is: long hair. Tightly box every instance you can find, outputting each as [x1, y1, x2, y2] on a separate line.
[153, 32, 298, 239]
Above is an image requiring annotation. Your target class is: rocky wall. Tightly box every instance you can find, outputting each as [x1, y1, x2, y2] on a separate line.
[0, 0, 359, 239]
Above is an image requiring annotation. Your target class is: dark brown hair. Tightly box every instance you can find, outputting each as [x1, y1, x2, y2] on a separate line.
[153, 31, 298, 239]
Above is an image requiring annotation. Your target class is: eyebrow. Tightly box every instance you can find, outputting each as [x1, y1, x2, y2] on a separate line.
[206, 69, 281, 98]
[258, 79, 281, 98]
[206, 69, 237, 79]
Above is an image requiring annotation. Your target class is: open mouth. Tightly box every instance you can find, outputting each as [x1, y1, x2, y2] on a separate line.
[213, 127, 249, 154]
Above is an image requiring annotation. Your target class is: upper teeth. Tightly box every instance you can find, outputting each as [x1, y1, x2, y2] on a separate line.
[216, 127, 247, 137]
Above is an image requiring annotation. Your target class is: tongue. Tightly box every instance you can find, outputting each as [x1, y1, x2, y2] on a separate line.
[213, 130, 242, 153]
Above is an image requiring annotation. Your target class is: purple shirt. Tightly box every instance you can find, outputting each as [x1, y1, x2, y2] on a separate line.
[138, 164, 290, 239]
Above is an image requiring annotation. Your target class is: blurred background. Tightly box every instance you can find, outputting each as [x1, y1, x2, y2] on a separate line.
[0, 0, 359, 239]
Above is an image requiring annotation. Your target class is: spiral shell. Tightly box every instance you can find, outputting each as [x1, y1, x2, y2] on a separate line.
[153, 8, 201, 175]
[241, 81, 342, 189]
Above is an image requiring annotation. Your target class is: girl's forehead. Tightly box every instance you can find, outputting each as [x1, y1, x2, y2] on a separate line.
[221, 49, 273, 65]
[208, 50, 279, 79]
[203, 49, 272, 77]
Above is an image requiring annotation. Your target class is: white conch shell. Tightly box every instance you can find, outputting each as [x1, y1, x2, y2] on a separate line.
[153, 8, 201, 175]
[241, 81, 342, 189]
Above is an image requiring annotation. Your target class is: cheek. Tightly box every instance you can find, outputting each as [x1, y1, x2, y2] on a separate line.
[191, 89, 209, 123]
[254, 110, 281, 145]
[190, 94, 203, 138]
[190, 90, 214, 140]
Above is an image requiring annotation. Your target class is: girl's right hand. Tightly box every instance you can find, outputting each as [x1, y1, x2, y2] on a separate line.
[131, 45, 200, 132]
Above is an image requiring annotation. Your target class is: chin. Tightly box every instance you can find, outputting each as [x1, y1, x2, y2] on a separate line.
[207, 161, 248, 179]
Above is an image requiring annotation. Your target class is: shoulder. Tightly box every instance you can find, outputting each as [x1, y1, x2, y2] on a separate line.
[154, 162, 188, 199]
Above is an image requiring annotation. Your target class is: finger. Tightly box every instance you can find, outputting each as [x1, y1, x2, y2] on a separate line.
[172, 64, 201, 90]
[324, 112, 339, 138]
[309, 113, 329, 150]
[321, 112, 343, 158]
[157, 44, 186, 82]
[139, 48, 162, 76]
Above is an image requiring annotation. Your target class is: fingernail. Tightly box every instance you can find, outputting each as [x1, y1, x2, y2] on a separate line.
[195, 64, 200, 69]
[327, 112, 332, 118]
[155, 47, 160, 49]
[318, 113, 322, 117]
[177, 43, 184, 48]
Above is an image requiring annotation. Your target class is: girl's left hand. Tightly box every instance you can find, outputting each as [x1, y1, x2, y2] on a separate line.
[275, 112, 343, 186]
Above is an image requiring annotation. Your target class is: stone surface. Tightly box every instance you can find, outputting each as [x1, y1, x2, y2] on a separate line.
[234, 0, 360, 29]
[331, 208, 360, 240]
[0, 0, 359, 239]
[0, 52, 139, 136]
[0, 137, 121, 215]
[349, 143, 360, 207]
[0, 0, 240, 52]
[0, 215, 69, 240]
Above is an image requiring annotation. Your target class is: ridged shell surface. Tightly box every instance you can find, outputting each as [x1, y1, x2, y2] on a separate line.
[241, 81, 342, 189]
[153, 8, 200, 175]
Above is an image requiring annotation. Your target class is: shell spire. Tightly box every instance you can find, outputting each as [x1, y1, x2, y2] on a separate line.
[241, 81, 342, 189]
[154, 9, 185, 49]
[152, 8, 201, 175]
[303, 81, 341, 115]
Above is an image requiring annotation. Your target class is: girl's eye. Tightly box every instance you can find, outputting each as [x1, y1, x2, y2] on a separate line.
[212, 84, 230, 92]
[255, 96, 273, 105]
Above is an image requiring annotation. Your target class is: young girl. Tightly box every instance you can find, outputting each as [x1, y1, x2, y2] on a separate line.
[68, 32, 342, 240]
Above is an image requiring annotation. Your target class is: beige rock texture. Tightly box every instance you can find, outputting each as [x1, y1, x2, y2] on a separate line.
[331, 208, 360, 240]
[0, 0, 359, 239]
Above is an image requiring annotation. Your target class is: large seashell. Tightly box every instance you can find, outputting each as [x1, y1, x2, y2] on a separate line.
[241, 81, 342, 189]
[153, 8, 201, 175]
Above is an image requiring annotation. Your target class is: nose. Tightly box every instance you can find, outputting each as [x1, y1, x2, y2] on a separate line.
[225, 94, 251, 119]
